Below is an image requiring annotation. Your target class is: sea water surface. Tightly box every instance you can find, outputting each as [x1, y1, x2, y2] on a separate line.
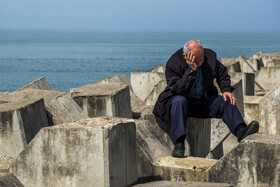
[0, 30, 280, 92]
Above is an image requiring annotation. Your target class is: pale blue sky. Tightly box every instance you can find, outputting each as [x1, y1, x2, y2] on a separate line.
[0, 0, 279, 31]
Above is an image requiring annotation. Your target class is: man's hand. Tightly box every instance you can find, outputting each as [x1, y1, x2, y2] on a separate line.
[222, 92, 236, 105]
[183, 52, 197, 70]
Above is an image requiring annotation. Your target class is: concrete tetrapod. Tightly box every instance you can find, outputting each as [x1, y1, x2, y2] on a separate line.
[208, 133, 280, 186]
[10, 117, 137, 187]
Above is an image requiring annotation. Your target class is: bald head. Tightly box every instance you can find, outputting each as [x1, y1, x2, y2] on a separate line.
[183, 40, 204, 67]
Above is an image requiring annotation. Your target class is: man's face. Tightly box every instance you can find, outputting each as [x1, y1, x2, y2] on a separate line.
[191, 48, 204, 67]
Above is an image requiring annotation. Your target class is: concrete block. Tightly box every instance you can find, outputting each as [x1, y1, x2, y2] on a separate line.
[0, 92, 9, 98]
[231, 78, 244, 117]
[10, 117, 137, 187]
[186, 118, 229, 159]
[0, 93, 49, 157]
[153, 156, 217, 182]
[6, 89, 87, 126]
[17, 76, 51, 91]
[135, 120, 172, 179]
[255, 67, 280, 90]
[148, 65, 166, 73]
[244, 81, 280, 135]
[0, 173, 24, 187]
[134, 181, 232, 187]
[130, 72, 166, 106]
[70, 83, 132, 118]
[95, 74, 130, 86]
[243, 73, 255, 96]
[208, 133, 280, 187]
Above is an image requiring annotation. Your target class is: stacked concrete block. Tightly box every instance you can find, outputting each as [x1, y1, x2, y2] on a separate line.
[135, 120, 173, 179]
[17, 76, 51, 91]
[186, 118, 229, 159]
[70, 83, 132, 118]
[10, 117, 137, 187]
[209, 133, 280, 186]
[95, 74, 130, 85]
[148, 65, 166, 73]
[244, 81, 280, 135]
[255, 67, 280, 91]
[130, 72, 166, 107]
[0, 93, 48, 157]
[4, 89, 87, 126]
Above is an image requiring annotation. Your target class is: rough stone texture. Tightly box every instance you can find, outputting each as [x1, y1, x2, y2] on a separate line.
[243, 96, 262, 124]
[0, 92, 9, 98]
[153, 156, 217, 182]
[130, 72, 166, 106]
[222, 134, 238, 156]
[70, 83, 132, 118]
[135, 120, 172, 179]
[17, 76, 51, 91]
[134, 181, 232, 187]
[0, 173, 24, 187]
[255, 67, 280, 91]
[209, 133, 280, 187]
[231, 78, 244, 117]
[0, 92, 49, 157]
[10, 117, 137, 187]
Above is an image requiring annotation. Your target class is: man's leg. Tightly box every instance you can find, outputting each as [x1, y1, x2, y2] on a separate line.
[170, 95, 189, 157]
[202, 95, 259, 142]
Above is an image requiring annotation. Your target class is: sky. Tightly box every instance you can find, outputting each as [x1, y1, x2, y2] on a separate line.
[0, 0, 279, 31]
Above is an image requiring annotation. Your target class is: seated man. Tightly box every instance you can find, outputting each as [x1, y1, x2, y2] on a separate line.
[153, 40, 259, 158]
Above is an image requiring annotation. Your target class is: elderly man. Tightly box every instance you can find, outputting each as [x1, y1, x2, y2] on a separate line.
[153, 40, 259, 158]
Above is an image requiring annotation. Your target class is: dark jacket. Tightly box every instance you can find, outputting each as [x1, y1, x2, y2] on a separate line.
[153, 48, 233, 123]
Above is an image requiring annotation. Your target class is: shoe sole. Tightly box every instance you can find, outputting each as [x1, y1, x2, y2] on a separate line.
[238, 123, 259, 142]
[172, 150, 185, 158]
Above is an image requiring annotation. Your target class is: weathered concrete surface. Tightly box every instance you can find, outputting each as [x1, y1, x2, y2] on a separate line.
[0, 92, 49, 156]
[4, 89, 87, 126]
[186, 118, 229, 159]
[95, 74, 130, 85]
[134, 181, 232, 187]
[255, 67, 280, 91]
[231, 78, 244, 117]
[0, 173, 24, 187]
[148, 65, 166, 73]
[243, 73, 255, 96]
[209, 133, 280, 187]
[17, 76, 51, 91]
[0, 156, 14, 173]
[0, 92, 9, 98]
[10, 117, 137, 187]
[244, 81, 280, 134]
[130, 72, 166, 106]
[70, 83, 132, 118]
[222, 134, 238, 156]
[258, 82, 280, 134]
[135, 120, 172, 179]
[153, 156, 217, 182]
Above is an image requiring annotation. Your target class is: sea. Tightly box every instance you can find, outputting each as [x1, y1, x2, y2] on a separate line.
[1, 30, 280, 93]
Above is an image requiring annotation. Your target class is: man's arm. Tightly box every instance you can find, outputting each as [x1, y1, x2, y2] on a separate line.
[216, 59, 236, 105]
[165, 61, 196, 95]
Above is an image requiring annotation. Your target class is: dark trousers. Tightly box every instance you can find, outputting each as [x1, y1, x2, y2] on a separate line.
[170, 95, 244, 142]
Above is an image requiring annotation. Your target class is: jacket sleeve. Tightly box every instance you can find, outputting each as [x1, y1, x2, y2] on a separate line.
[165, 62, 197, 95]
[216, 59, 233, 93]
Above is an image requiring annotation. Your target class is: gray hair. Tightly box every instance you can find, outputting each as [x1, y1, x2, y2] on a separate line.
[183, 40, 203, 53]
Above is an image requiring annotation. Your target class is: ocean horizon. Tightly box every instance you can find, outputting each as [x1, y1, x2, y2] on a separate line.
[1, 29, 280, 92]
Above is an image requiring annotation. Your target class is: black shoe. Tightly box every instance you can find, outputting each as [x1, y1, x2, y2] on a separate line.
[237, 121, 259, 142]
[172, 142, 185, 158]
